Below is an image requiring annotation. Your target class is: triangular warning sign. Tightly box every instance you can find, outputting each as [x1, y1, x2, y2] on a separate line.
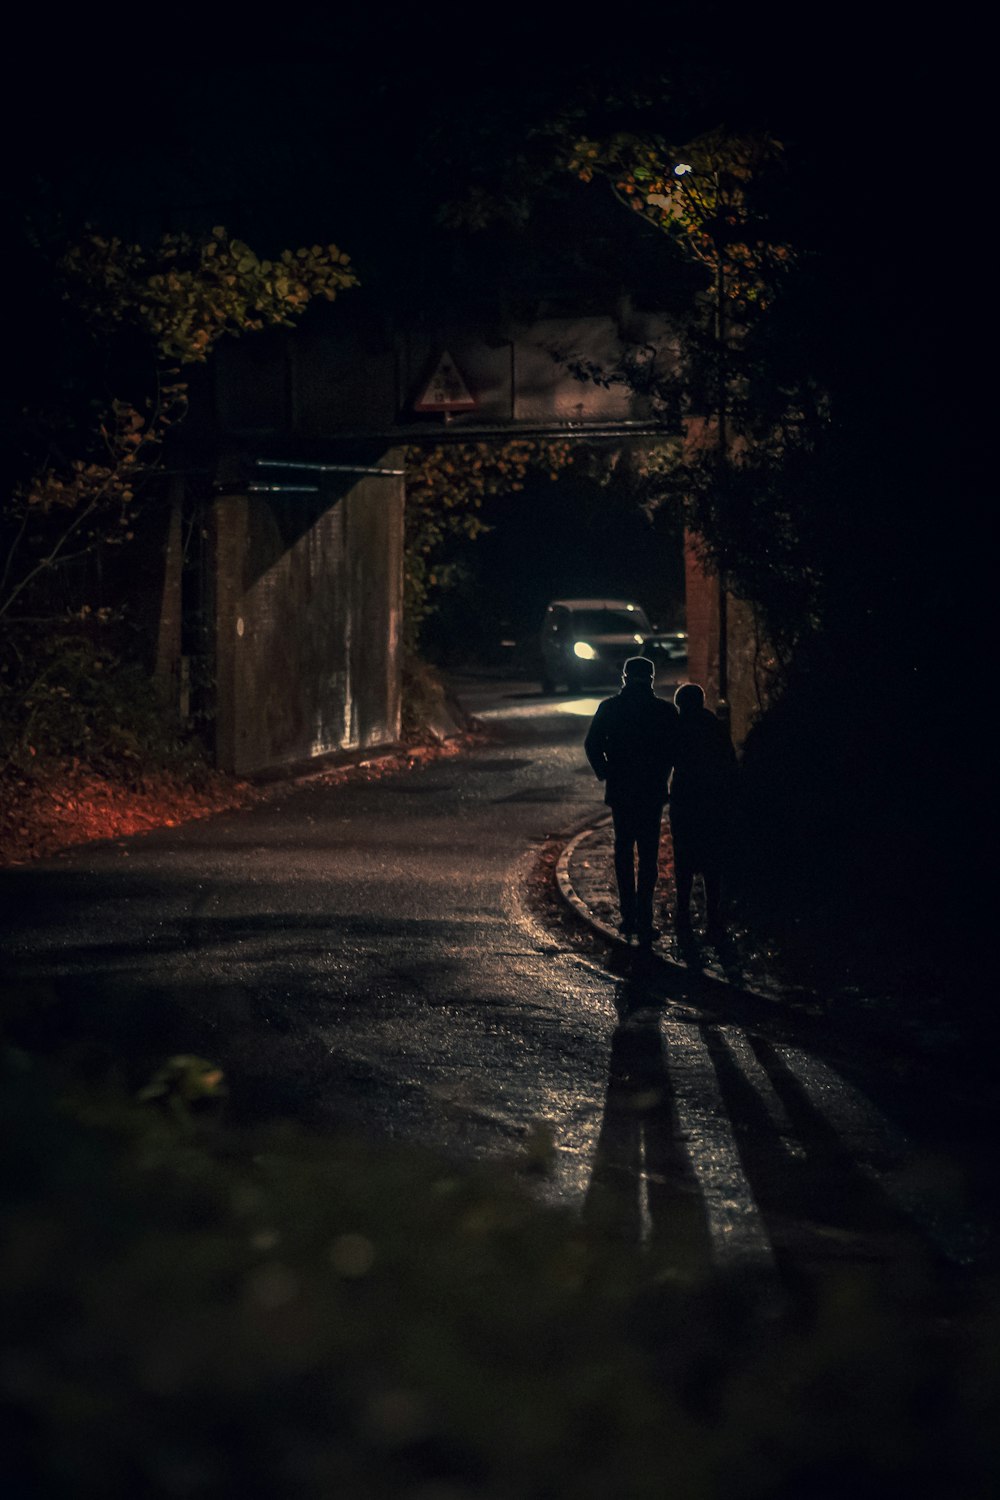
[413, 351, 478, 412]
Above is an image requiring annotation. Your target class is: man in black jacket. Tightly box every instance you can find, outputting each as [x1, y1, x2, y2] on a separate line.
[584, 656, 678, 943]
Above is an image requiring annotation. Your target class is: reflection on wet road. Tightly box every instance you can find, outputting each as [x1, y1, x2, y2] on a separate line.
[582, 981, 991, 1281]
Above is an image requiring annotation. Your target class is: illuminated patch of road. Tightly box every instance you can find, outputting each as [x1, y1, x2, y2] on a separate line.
[471, 696, 603, 720]
[718, 1028, 806, 1161]
[554, 697, 603, 717]
[661, 1018, 777, 1275]
[775, 1045, 989, 1265]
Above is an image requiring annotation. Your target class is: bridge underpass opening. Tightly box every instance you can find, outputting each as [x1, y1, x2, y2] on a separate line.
[417, 454, 687, 684]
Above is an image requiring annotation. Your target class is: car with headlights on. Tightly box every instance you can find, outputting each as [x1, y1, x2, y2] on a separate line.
[645, 629, 688, 668]
[539, 597, 655, 692]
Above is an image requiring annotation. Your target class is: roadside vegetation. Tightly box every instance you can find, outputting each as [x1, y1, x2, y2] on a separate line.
[549, 122, 965, 1008]
[0, 223, 360, 862]
[2, 1031, 997, 1498]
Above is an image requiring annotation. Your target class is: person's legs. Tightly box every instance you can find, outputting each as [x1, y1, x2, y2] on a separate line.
[669, 809, 694, 932]
[634, 806, 663, 940]
[704, 866, 725, 939]
[611, 805, 638, 933]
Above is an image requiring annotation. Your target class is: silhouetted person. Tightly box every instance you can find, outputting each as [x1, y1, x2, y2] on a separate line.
[585, 657, 678, 943]
[669, 683, 738, 943]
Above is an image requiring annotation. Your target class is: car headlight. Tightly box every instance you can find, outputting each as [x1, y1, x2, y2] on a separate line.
[573, 641, 598, 660]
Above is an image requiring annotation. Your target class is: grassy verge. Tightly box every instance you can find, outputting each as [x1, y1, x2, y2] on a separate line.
[2, 1034, 998, 1499]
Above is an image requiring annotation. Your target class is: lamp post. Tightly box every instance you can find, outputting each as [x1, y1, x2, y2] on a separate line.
[674, 159, 730, 724]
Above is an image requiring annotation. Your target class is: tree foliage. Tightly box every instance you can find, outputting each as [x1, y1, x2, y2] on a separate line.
[2, 226, 358, 767]
[59, 228, 357, 364]
[561, 111, 966, 965]
[567, 128, 794, 310]
[4, 229, 358, 625]
[402, 438, 575, 651]
[563, 127, 832, 669]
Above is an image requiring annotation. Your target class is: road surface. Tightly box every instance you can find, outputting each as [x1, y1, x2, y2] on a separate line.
[1, 678, 993, 1285]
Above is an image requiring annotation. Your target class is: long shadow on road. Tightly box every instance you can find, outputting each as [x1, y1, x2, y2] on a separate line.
[581, 966, 712, 1279]
[581, 944, 997, 1288]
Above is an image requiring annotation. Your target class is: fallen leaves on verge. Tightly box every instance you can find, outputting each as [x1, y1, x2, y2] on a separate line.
[0, 759, 262, 866]
[0, 731, 492, 868]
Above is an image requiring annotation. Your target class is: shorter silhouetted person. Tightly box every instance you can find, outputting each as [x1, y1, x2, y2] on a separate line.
[585, 657, 678, 943]
[669, 683, 738, 943]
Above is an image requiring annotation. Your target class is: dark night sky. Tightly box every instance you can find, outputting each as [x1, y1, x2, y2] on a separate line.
[5, 2, 969, 468]
[5, 3, 974, 611]
[6, 4, 956, 345]
[9, 5, 941, 239]
[11, 5, 959, 406]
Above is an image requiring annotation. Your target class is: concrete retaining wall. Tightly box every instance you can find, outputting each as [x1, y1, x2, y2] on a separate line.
[212, 458, 403, 775]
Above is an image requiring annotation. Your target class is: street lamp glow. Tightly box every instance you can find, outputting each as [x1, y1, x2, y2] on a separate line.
[673, 162, 693, 176]
[573, 641, 598, 660]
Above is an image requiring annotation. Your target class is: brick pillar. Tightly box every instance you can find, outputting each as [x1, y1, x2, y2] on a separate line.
[685, 532, 774, 750]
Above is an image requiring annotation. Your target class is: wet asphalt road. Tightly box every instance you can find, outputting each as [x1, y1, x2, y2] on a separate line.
[0, 682, 616, 1211]
[1, 678, 996, 1281]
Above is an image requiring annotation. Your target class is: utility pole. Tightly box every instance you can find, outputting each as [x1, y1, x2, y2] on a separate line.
[714, 211, 730, 729]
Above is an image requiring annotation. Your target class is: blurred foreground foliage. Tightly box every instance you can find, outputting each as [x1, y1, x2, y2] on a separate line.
[1, 1032, 997, 1499]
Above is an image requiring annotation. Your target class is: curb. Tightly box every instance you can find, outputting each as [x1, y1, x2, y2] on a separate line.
[249, 728, 486, 790]
[556, 820, 683, 963]
[553, 817, 774, 1000]
[554, 820, 624, 946]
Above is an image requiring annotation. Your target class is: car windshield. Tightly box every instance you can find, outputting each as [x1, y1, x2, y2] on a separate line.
[569, 609, 650, 636]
